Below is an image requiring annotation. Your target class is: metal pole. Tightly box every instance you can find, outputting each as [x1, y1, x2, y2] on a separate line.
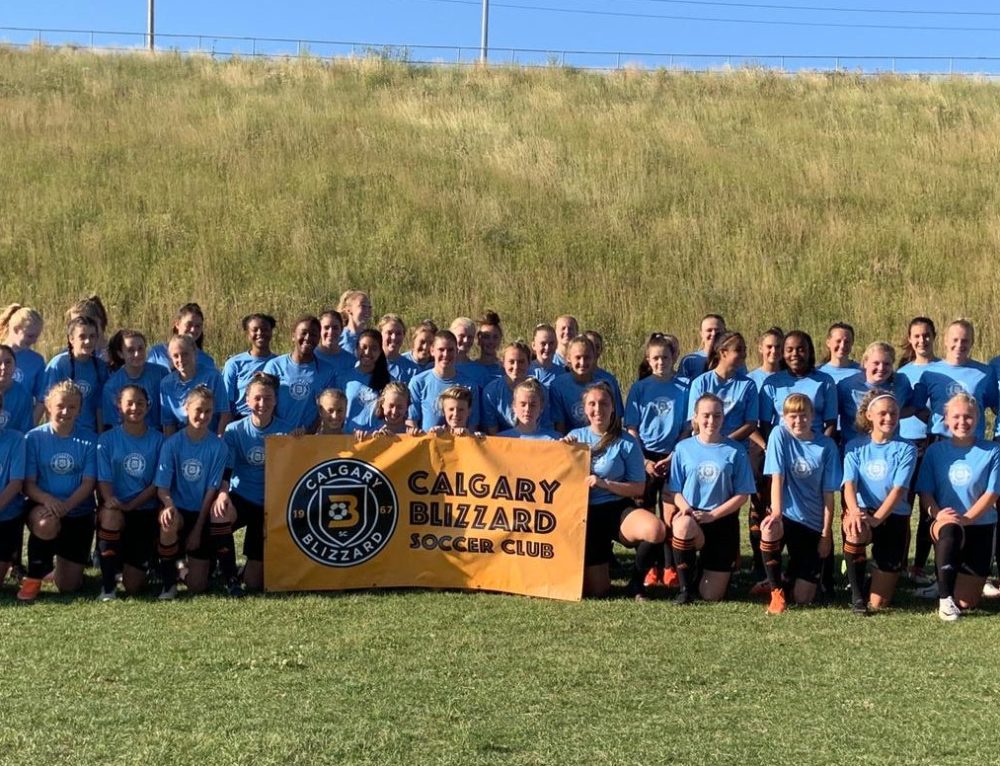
[147, 0, 155, 52]
[480, 0, 489, 64]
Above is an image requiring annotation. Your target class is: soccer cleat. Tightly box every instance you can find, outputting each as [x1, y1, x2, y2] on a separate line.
[851, 598, 869, 617]
[982, 581, 1000, 599]
[938, 596, 961, 622]
[642, 567, 662, 588]
[662, 567, 680, 588]
[157, 585, 178, 601]
[673, 590, 696, 606]
[226, 578, 245, 598]
[915, 582, 939, 599]
[766, 588, 787, 615]
[16, 577, 42, 604]
[908, 566, 933, 587]
[749, 579, 772, 597]
[98, 589, 118, 603]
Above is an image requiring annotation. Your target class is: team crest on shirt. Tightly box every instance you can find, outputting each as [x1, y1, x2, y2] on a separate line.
[50, 453, 76, 475]
[791, 457, 814, 478]
[697, 461, 721, 481]
[75, 380, 92, 398]
[289, 380, 312, 401]
[947, 381, 969, 398]
[12, 369, 23, 384]
[247, 446, 266, 466]
[863, 459, 889, 482]
[359, 388, 377, 404]
[948, 461, 973, 487]
[181, 459, 203, 482]
[123, 453, 147, 478]
[572, 402, 585, 424]
[592, 452, 610, 473]
[652, 398, 674, 416]
[286, 458, 398, 567]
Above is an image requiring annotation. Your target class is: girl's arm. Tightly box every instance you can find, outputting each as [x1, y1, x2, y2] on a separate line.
[870, 486, 908, 525]
[62, 477, 97, 514]
[769, 473, 784, 518]
[25, 478, 63, 512]
[961, 491, 1000, 525]
[727, 421, 756, 442]
[593, 476, 644, 498]
[0, 478, 24, 511]
[216, 412, 233, 437]
[121, 484, 159, 513]
[819, 491, 835, 556]
[701, 493, 748, 522]
[98, 480, 120, 508]
[823, 420, 837, 438]
[842, 480, 862, 516]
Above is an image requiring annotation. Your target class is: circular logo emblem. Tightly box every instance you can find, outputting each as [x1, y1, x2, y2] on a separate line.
[12, 369, 23, 384]
[359, 387, 377, 404]
[289, 380, 311, 401]
[76, 380, 93, 398]
[247, 446, 266, 466]
[123, 452, 147, 478]
[181, 458, 203, 482]
[653, 398, 674, 416]
[697, 461, 721, 481]
[572, 402, 585, 424]
[51, 452, 75, 475]
[947, 381, 968, 398]
[949, 461, 973, 487]
[792, 457, 813, 479]
[287, 458, 398, 567]
[863, 459, 888, 482]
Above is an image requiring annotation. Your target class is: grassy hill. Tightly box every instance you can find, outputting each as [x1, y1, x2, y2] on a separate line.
[3, 48, 1000, 372]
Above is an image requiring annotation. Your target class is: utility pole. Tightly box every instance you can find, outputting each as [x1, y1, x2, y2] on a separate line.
[480, 0, 489, 64]
[147, 0, 155, 52]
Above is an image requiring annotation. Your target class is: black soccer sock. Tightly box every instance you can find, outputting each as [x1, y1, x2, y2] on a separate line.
[26, 534, 55, 580]
[843, 540, 868, 604]
[672, 538, 698, 595]
[820, 552, 835, 593]
[760, 538, 783, 591]
[97, 526, 121, 593]
[210, 522, 238, 581]
[914, 505, 933, 571]
[158, 541, 180, 591]
[633, 541, 658, 586]
[935, 524, 962, 599]
[748, 509, 765, 578]
[662, 527, 676, 570]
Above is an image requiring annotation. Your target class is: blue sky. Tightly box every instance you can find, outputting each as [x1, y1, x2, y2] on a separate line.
[2, 1, 999, 71]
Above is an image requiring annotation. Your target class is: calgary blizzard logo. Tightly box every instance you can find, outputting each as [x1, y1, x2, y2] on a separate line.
[653, 398, 674, 416]
[792, 458, 813, 479]
[181, 459, 203, 482]
[50, 453, 75, 475]
[247, 446, 265, 466]
[863, 459, 889, 482]
[947, 381, 968, 398]
[697, 461, 720, 481]
[289, 380, 311, 401]
[287, 458, 398, 567]
[123, 453, 146, 478]
[949, 461, 973, 487]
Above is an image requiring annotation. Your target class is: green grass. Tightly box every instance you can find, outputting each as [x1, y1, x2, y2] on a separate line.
[3, 47, 1000, 764]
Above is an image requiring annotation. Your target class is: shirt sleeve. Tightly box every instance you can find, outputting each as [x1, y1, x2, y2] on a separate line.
[97, 435, 113, 483]
[842, 446, 859, 484]
[160, 385, 178, 429]
[741, 380, 759, 423]
[8, 437, 26, 482]
[985, 445, 1000, 496]
[623, 385, 641, 430]
[732, 444, 756, 495]
[759, 384, 775, 426]
[222, 358, 240, 415]
[763, 427, 783, 476]
[913, 446, 935, 494]
[407, 377, 422, 422]
[82, 439, 97, 479]
[212, 373, 228, 416]
[891, 443, 917, 490]
[821, 380, 838, 424]
[154, 439, 174, 489]
[480, 384, 499, 431]
[668, 443, 685, 493]
[623, 437, 645, 483]
[24, 433, 39, 481]
[821, 441, 843, 492]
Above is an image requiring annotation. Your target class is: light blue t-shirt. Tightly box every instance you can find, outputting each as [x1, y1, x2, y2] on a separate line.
[159, 365, 228, 432]
[338, 327, 360, 356]
[495, 427, 562, 441]
[763, 424, 842, 532]
[568, 427, 645, 506]
[528, 361, 561, 389]
[400, 351, 432, 373]
[43, 352, 108, 431]
[148, 344, 216, 374]
[262, 355, 335, 431]
[155, 430, 229, 513]
[550, 371, 625, 431]
[836, 373, 917, 445]
[221, 351, 275, 418]
[759, 369, 838, 436]
[678, 351, 708, 380]
[669, 436, 755, 511]
[0, 381, 34, 434]
[0, 428, 26, 521]
[25, 423, 98, 516]
[223, 416, 292, 506]
[387, 355, 421, 385]
[915, 439, 1000, 525]
[316, 348, 357, 381]
[817, 361, 862, 385]
[481, 377, 554, 432]
[920, 360, 998, 438]
[407, 368, 482, 431]
[336, 367, 380, 430]
[457, 360, 504, 388]
[842, 436, 917, 516]
[623, 377, 689, 455]
[687, 371, 759, 442]
[13, 348, 45, 400]
[102, 364, 166, 430]
[97, 426, 164, 510]
[896, 361, 934, 442]
[747, 367, 775, 393]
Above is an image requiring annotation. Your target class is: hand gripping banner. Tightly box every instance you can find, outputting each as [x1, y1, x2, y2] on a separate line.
[264, 434, 590, 601]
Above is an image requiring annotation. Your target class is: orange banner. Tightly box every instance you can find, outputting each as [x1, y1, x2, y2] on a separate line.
[264, 434, 590, 601]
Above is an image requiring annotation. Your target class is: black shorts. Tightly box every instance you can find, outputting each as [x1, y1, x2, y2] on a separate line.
[122, 509, 160, 570]
[699, 512, 739, 573]
[0, 515, 24, 562]
[178, 509, 212, 560]
[784, 517, 821, 584]
[584, 498, 637, 566]
[56, 514, 95, 566]
[232, 493, 264, 561]
[870, 514, 910, 574]
[955, 523, 994, 578]
[639, 451, 668, 511]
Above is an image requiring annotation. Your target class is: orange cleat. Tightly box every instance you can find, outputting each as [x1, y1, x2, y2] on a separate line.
[662, 566, 679, 588]
[16, 577, 42, 604]
[642, 567, 662, 588]
[766, 588, 787, 615]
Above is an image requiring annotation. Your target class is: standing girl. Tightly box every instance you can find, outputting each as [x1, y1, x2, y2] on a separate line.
[340, 329, 392, 429]
[688, 332, 759, 444]
[43, 316, 108, 433]
[316, 308, 356, 380]
[95, 385, 164, 599]
[668, 394, 755, 604]
[553, 315, 579, 368]
[915, 393, 1000, 621]
[759, 330, 838, 439]
[402, 320, 437, 373]
[221, 313, 277, 419]
[17, 382, 97, 602]
[450, 317, 477, 366]
[460, 310, 504, 385]
[836, 342, 923, 445]
[551, 336, 624, 433]
[102, 329, 166, 430]
[760, 394, 842, 614]
[497, 378, 561, 440]
[407, 331, 481, 431]
[483, 341, 551, 434]
[154, 385, 234, 599]
[817, 322, 861, 385]
[0, 344, 34, 434]
[841, 390, 917, 613]
[148, 303, 217, 373]
[160, 334, 230, 436]
[528, 324, 561, 387]
[678, 314, 726, 380]
[0, 304, 45, 403]
[263, 315, 333, 432]
[565, 382, 665, 599]
[338, 290, 372, 355]
[380, 314, 420, 384]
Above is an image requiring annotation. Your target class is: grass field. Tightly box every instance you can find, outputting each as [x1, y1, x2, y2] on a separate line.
[4, 47, 1000, 765]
